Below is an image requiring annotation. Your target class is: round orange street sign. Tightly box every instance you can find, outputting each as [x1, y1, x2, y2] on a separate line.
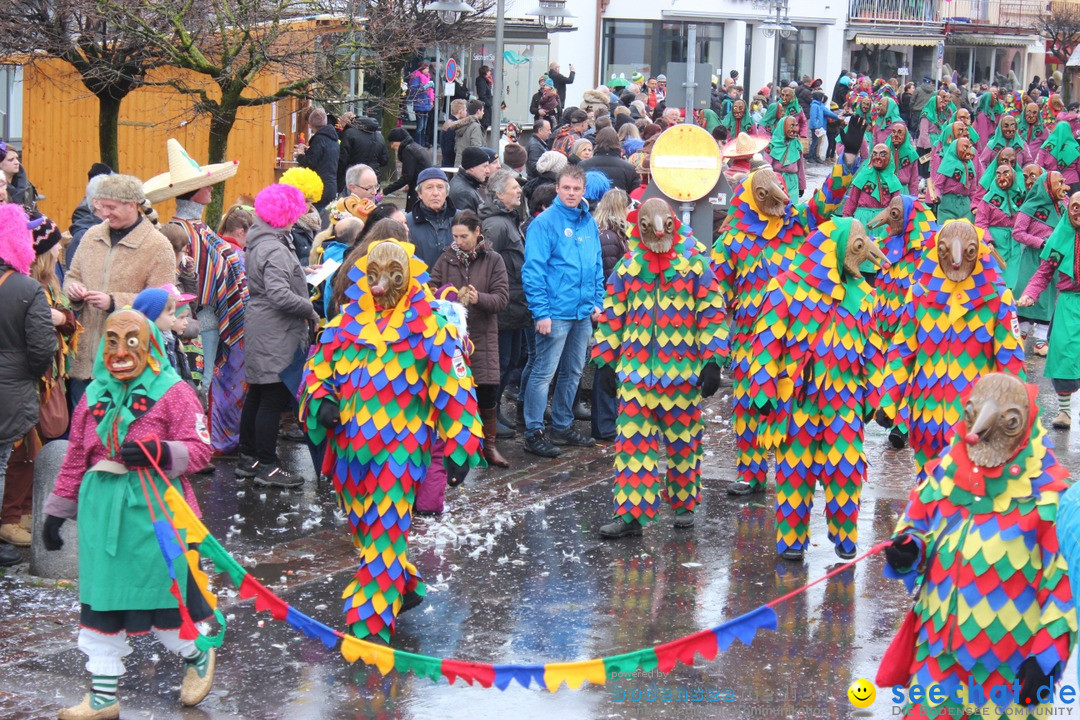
[649, 124, 723, 202]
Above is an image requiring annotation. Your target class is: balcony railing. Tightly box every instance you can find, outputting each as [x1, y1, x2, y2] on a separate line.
[848, 0, 943, 24]
[850, 0, 1045, 27]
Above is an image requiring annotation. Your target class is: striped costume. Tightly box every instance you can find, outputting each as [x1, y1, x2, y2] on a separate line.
[878, 226, 1026, 481]
[885, 394, 1076, 719]
[299, 246, 483, 641]
[747, 220, 885, 557]
[592, 224, 727, 525]
[712, 162, 855, 493]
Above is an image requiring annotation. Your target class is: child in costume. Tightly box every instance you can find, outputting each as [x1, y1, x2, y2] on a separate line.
[747, 217, 887, 561]
[1019, 191, 1080, 429]
[713, 116, 868, 497]
[876, 220, 1027, 481]
[767, 116, 806, 200]
[591, 198, 728, 538]
[299, 239, 483, 641]
[41, 309, 216, 719]
[882, 373, 1076, 719]
[1014, 170, 1068, 357]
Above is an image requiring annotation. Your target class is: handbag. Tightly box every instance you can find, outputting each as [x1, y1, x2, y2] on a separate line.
[38, 373, 69, 439]
[875, 513, 964, 688]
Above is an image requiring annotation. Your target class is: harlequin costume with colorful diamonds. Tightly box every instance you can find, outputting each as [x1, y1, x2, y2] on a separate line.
[877, 221, 1027, 482]
[746, 218, 886, 558]
[591, 210, 728, 527]
[712, 161, 856, 495]
[299, 240, 483, 641]
[883, 380, 1076, 720]
[872, 195, 938, 344]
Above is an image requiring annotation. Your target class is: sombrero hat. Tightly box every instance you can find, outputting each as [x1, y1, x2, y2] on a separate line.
[143, 139, 239, 203]
[721, 132, 770, 160]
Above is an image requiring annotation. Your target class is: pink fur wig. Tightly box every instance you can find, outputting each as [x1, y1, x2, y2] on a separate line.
[254, 183, 308, 229]
[0, 204, 35, 274]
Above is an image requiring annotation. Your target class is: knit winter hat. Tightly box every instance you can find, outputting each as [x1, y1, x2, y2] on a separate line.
[502, 142, 527, 169]
[133, 287, 171, 322]
[30, 213, 62, 256]
[536, 150, 567, 176]
[0, 204, 35, 274]
[461, 146, 489, 170]
[417, 167, 449, 187]
[254, 183, 308, 228]
[388, 128, 410, 143]
[93, 173, 146, 204]
[88, 162, 113, 180]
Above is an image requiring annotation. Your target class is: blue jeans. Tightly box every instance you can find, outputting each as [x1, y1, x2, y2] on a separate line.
[497, 328, 524, 406]
[414, 111, 430, 147]
[197, 307, 220, 394]
[524, 318, 591, 434]
[517, 327, 537, 404]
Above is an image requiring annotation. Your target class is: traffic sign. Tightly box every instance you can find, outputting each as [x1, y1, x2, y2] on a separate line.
[648, 124, 723, 202]
[445, 58, 458, 84]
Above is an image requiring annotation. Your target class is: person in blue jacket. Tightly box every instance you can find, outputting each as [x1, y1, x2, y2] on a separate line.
[809, 91, 840, 164]
[521, 164, 604, 458]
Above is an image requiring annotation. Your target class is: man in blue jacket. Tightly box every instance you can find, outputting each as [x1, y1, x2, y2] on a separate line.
[808, 92, 840, 164]
[521, 164, 603, 457]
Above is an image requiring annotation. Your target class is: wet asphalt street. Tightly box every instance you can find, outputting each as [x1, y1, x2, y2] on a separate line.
[3, 166, 1080, 719]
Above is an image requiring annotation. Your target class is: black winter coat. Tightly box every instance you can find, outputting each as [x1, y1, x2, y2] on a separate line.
[336, 124, 366, 190]
[525, 135, 549, 178]
[384, 136, 432, 211]
[354, 125, 391, 173]
[0, 265, 56, 443]
[406, 197, 457, 268]
[449, 170, 486, 214]
[522, 172, 556, 207]
[297, 124, 340, 207]
[598, 225, 630, 281]
[480, 202, 529, 329]
[580, 151, 640, 194]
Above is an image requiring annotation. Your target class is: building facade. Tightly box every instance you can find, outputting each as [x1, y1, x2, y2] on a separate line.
[554, 0, 848, 108]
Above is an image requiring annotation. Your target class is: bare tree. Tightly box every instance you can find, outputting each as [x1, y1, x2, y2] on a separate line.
[1039, 1, 1080, 102]
[347, 0, 494, 141]
[0, 0, 164, 169]
[104, 0, 364, 221]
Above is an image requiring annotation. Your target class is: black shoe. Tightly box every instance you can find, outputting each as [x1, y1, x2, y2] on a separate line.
[673, 512, 695, 529]
[400, 590, 424, 613]
[888, 427, 908, 449]
[599, 519, 643, 539]
[254, 465, 305, 488]
[523, 430, 561, 458]
[495, 409, 516, 439]
[279, 426, 306, 443]
[572, 401, 591, 422]
[835, 545, 857, 560]
[780, 547, 805, 562]
[194, 462, 216, 476]
[0, 542, 21, 567]
[234, 454, 258, 479]
[727, 481, 765, 496]
[548, 426, 596, 447]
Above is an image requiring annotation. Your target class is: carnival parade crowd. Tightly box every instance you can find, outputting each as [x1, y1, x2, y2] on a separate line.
[4, 62, 1080, 719]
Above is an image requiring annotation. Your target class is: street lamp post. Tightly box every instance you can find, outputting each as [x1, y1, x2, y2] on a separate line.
[424, 1, 473, 164]
[753, 0, 796, 97]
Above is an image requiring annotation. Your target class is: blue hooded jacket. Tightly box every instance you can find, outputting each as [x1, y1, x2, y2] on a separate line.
[522, 196, 604, 321]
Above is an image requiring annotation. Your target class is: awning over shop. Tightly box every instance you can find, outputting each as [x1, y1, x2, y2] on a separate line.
[854, 33, 941, 46]
[947, 33, 1037, 47]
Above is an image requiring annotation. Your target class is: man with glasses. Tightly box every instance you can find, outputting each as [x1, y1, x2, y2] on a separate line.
[344, 164, 380, 203]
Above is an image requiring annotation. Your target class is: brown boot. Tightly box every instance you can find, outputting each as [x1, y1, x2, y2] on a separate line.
[480, 408, 510, 468]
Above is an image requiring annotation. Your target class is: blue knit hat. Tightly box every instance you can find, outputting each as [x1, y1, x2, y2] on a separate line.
[417, 167, 449, 186]
[133, 287, 170, 322]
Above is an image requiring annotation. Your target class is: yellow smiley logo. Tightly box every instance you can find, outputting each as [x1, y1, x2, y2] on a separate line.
[847, 678, 876, 708]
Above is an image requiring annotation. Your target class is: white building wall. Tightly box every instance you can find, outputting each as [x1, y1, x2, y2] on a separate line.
[554, 0, 847, 107]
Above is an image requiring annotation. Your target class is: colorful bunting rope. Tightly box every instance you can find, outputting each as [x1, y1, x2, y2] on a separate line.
[150, 476, 888, 692]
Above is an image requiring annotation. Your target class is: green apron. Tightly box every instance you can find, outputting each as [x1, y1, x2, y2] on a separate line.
[78, 460, 188, 612]
[1014, 245, 1057, 324]
[779, 171, 800, 203]
[937, 193, 973, 222]
[1047, 292, 1080, 380]
[989, 225, 1023, 290]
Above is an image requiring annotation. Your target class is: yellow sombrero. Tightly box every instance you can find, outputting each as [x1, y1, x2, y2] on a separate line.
[143, 139, 239, 204]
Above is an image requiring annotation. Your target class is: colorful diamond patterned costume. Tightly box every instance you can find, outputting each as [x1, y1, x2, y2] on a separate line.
[591, 216, 728, 525]
[878, 223, 1026, 481]
[873, 196, 939, 344]
[712, 162, 855, 494]
[746, 218, 885, 556]
[299, 242, 483, 641]
[884, 385, 1076, 719]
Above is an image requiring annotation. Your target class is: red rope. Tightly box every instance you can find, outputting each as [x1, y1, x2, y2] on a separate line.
[765, 540, 890, 608]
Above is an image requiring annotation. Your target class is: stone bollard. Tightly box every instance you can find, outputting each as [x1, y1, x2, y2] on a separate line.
[30, 439, 79, 579]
